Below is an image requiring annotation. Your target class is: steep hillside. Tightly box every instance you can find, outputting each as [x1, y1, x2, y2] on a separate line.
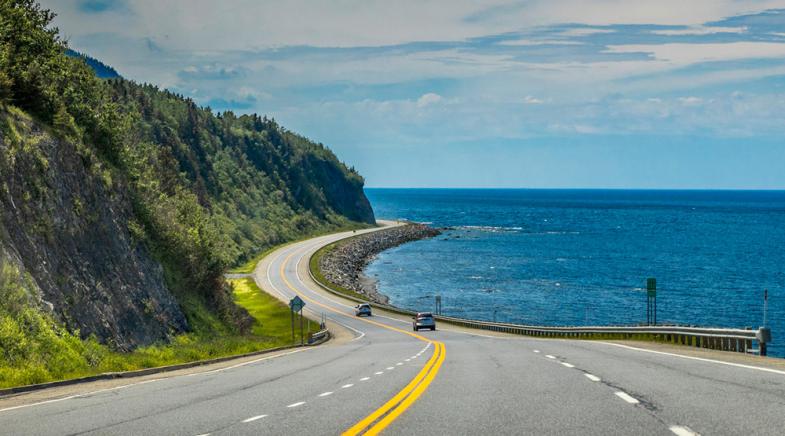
[0, 0, 374, 352]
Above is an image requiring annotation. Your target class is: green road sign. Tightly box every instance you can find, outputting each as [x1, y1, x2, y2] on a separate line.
[289, 295, 305, 312]
[647, 278, 656, 297]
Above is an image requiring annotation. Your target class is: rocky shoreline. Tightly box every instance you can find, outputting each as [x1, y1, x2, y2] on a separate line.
[318, 224, 441, 303]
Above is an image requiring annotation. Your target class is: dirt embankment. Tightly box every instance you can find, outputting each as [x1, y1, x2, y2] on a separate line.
[318, 224, 441, 303]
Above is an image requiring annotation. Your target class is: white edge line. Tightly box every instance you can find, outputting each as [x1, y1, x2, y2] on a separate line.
[596, 341, 785, 376]
[0, 348, 308, 414]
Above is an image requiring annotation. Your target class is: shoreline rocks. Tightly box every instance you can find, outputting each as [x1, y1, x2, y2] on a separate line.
[318, 224, 441, 303]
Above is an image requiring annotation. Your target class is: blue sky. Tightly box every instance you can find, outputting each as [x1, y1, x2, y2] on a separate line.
[44, 0, 785, 188]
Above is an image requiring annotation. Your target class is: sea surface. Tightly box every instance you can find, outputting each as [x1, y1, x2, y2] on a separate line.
[364, 189, 785, 357]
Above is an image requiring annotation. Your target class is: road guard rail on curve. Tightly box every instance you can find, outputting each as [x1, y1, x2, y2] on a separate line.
[308, 264, 772, 356]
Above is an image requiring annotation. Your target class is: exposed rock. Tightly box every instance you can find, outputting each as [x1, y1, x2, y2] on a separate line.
[0, 110, 188, 351]
[319, 224, 441, 303]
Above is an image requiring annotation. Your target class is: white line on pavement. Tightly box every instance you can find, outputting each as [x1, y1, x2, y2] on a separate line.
[670, 425, 700, 436]
[561, 362, 575, 368]
[375, 371, 384, 375]
[533, 350, 540, 353]
[341, 384, 354, 389]
[318, 392, 333, 397]
[360, 377, 370, 381]
[386, 367, 394, 370]
[242, 415, 267, 423]
[396, 362, 403, 366]
[287, 402, 306, 408]
[546, 355, 556, 359]
[615, 391, 640, 404]
[584, 374, 601, 382]
[596, 341, 785, 377]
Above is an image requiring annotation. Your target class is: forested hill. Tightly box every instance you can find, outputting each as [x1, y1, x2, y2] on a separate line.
[0, 1, 374, 351]
[65, 49, 121, 78]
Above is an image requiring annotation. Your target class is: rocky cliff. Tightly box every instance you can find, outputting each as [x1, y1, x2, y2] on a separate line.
[0, 1, 375, 350]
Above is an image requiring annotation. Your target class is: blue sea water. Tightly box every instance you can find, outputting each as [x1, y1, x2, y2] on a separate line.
[364, 189, 785, 357]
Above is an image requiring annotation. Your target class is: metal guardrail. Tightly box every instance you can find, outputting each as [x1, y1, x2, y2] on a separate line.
[308, 264, 772, 356]
[308, 329, 330, 345]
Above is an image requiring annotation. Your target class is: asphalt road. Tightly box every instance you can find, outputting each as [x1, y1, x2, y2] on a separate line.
[1, 224, 784, 435]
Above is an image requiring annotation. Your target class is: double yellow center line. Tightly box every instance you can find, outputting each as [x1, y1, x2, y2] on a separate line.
[276, 244, 446, 435]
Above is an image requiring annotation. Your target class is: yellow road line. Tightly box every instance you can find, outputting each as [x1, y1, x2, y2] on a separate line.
[343, 342, 442, 435]
[364, 342, 446, 435]
[274, 245, 446, 435]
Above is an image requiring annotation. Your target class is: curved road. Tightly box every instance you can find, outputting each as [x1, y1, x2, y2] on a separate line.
[1, 224, 784, 435]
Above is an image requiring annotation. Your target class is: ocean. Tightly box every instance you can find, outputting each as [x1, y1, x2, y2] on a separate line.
[364, 188, 785, 357]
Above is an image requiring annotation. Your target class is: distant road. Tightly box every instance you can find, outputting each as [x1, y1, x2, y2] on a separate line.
[1, 223, 784, 435]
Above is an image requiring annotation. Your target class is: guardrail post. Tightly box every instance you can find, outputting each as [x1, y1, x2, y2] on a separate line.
[757, 328, 771, 356]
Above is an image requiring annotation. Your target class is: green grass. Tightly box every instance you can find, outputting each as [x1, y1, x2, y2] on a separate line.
[309, 239, 370, 301]
[231, 278, 319, 338]
[0, 260, 319, 389]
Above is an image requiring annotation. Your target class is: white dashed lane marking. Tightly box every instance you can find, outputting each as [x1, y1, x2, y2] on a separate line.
[318, 392, 333, 397]
[670, 425, 700, 436]
[560, 362, 575, 368]
[386, 367, 394, 370]
[545, 355, 556, 359]
[396, 362, 403, 366]
[341, 384, 354, 389]
[360, 377, 370, 381]
[584, 374, 601, 382]
[375, 371, 384, 375]
[533, 350, 540, 353]
[287, 402, 306, 408]
[242, 415, 267, 423]
[615, 391, 640, 404]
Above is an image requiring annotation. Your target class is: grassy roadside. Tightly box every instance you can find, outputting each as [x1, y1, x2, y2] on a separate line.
[309, 238, 370, 302]
[0, 266, 317, 389]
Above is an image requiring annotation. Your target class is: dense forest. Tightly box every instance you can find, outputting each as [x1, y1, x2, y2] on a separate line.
[0, 0, 374, 371]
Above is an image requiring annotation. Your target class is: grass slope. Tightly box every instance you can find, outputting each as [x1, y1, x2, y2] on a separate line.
[0, 260, 316, 389]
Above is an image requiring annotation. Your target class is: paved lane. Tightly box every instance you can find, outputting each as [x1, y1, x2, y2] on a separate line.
[1, 223, 783, 435]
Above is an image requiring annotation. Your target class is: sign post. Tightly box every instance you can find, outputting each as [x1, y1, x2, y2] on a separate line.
[289, 296, 306, 345]
[646, 278, 657, 325]
[435, 295, 442, 315]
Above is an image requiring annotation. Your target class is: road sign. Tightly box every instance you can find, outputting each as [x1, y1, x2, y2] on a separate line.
[646, 278, 656, 297]
[646, 278, 657, 325]
[289, 296, 305, 312]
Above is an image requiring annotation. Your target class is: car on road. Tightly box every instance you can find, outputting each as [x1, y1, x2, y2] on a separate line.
[413, 312, 436, 331]
[355, 303, 372, 317]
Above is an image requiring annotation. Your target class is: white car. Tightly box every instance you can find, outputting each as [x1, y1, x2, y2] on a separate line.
[413, 312, 436, 331]
[355, 304, 372, 317]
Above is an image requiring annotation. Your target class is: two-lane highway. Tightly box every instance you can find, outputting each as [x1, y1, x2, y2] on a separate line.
[1, 223, 784, 435]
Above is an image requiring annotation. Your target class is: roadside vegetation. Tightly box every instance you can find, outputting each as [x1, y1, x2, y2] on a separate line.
[0, 260, 316, 389]
[309, 238, 370, 301]
[0, 0, 373, 388]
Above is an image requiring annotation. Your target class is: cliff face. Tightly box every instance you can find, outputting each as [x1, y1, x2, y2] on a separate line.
[0, 1, 375, 349]
[0, 109, 188, 350]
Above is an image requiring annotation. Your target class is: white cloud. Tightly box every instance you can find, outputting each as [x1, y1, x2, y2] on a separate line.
[416, 93, 443, 107]
[498, 39, 584, 46]
[678, 96, 704, 106]
[651, 26, 747, 36]
[605, 42, 785, 65]
[524, 96, 544, 104]
[43, 0, 785, 51]
[558, 28, 615, 37]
